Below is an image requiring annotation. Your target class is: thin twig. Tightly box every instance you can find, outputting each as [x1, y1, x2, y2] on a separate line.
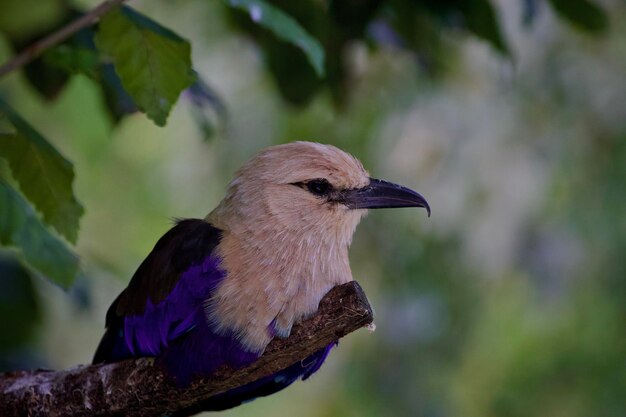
[0, 0, 129, 79]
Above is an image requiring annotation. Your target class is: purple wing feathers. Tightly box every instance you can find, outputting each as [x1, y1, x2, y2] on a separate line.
[94, 218, 334, 409]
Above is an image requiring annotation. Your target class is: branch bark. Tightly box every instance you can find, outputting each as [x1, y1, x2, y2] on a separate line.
[0, 281, 374, 417]
[0, 0, 130, 79]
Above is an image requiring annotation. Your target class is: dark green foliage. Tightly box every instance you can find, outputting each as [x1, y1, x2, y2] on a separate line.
[1, 7, 138, 121]
[0, 102, 80, 287]
[547, 0, 608, 32]
[0, 1, 74, 98]
[42, 45, 100, 78]
[226, 0, 325, 77]
[226, 0, 511, 105]
[0, 252, 41, 349]
[0, 179, 79, 288]
[225, 0, 327, 105]
[456, 0, 509, 55]
[0, 99, 84, 244]
[95, 6, 195, 127]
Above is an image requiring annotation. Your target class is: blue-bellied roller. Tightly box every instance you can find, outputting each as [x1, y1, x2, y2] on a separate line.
[93, 141, 430, 412]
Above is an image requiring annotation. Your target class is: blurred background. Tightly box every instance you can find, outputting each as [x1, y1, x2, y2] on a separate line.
[1, 0, 625, 416]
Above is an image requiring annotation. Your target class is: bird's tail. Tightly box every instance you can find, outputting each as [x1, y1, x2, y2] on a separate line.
[92, 326, 118, 364]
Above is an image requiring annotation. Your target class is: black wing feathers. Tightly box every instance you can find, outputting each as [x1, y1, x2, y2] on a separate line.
[106, 219, 222, 324]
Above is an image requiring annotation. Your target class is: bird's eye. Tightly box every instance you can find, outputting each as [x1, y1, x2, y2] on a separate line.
[306, 179, 333, 196]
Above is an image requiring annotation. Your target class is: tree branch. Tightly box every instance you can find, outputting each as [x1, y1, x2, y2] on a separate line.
[0, 0, 130, 79]
[0, 281, 374, 417]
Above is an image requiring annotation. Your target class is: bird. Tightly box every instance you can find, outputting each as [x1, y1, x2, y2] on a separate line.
[93, 141, 430, 412]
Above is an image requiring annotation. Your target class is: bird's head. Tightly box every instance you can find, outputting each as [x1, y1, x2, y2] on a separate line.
[206, 142, 430, 349]
[208, 141, 430, 246]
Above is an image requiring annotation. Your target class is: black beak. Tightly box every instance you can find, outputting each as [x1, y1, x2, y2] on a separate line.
[338, 178, 431, 216]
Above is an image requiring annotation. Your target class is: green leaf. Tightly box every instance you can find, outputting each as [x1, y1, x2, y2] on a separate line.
[226, 0, 325, 77]
[0, 99, 84, 243]
[0, 180, 79, 288]
[95, 6, 195, 126]
[42, 44, 100, 77]
[547, 0, 608, 33]
[459, 0, 510, 56]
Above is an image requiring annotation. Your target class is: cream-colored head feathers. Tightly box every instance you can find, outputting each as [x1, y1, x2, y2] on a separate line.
[205, 142, 371, 353]
[238, 141, 369, 187]
[209, 141, 369, 233]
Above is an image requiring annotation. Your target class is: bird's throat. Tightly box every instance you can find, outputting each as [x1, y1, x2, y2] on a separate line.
[204, 220, 356, 353]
